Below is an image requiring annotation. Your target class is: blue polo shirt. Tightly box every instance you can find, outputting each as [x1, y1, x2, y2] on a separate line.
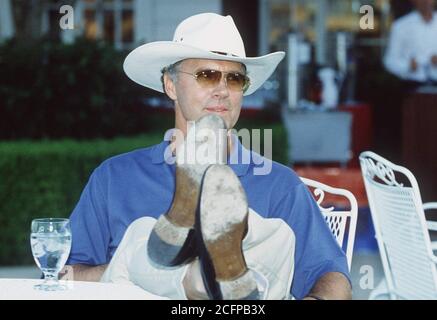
[66, 137, 350, 299]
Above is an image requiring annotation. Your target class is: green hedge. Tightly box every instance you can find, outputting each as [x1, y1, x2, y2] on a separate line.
[0, 134, 163, 265]
[0, 38, 159, 140]
[0, 120, 287, 265]
[235, 117, 289, 165]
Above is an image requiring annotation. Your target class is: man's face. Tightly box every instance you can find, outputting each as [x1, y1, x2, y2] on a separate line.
[413, 0, 435, 13]
[165, 58, 245, 132]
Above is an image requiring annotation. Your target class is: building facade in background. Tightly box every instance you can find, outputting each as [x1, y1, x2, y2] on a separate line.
[0, 0, 404, 108]
[0, 0, 222, 50]
[1, 0, 396, 53]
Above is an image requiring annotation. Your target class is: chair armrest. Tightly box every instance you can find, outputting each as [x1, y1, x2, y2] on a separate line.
[424, 203, 437, 231]
[427, 221, 437, 232]
[424, 202, 437, 211]
[431, 243, 437, 264]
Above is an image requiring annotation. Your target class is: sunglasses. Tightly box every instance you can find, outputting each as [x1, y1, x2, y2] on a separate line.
[177, 69, 250, 93]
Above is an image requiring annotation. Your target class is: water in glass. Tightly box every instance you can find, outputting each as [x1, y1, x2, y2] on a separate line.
[30, 218, 72, 291]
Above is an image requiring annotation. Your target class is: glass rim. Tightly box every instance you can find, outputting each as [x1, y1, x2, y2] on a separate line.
[31, 218, 70, 223]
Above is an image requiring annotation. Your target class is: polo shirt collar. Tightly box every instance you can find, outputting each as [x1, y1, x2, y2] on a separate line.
[151, 133, 251, 177]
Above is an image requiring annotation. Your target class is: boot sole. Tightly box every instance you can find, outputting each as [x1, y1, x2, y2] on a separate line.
[197, 165, 258, 299]
[148, 115, 227, 267]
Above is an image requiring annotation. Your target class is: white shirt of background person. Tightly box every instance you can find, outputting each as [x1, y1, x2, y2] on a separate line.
[384, 10, 437, 82]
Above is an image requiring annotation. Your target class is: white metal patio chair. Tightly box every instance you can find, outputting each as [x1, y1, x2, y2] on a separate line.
[359, 151, 437, 300]
[301, 177, 358, 271]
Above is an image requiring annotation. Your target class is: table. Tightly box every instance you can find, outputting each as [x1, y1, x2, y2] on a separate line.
[0, 279, 168, 300]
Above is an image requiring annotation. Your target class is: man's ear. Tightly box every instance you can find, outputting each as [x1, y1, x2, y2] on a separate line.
[163, 73, 177, 101]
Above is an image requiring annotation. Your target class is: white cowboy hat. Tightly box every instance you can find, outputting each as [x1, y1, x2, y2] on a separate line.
[123, 12, 285, 96]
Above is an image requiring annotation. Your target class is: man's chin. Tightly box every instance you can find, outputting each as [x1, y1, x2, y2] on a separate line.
[198, 112, 231, 129]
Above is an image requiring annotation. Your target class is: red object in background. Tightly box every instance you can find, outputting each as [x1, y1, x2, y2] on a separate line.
[294, 103, 373, 207]
[294, 166, 368, 207]
[338, 103, 373, 167]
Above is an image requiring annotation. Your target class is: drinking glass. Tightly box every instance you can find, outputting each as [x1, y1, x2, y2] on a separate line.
[30, 218, 72, 291]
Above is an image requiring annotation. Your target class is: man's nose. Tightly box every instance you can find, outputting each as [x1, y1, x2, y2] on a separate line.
[212, 75, 230, 97]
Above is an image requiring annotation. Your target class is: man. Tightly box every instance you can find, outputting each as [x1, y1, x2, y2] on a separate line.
[382, 0, 437, 162]
[64, 13, 351, 300]
[384, 0, 437, 86]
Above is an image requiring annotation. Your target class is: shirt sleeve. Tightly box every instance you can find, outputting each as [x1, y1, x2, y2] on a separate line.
[384, 21, 413, 79]
[271, 182, 351, 300]
[66, 165, 111, 266]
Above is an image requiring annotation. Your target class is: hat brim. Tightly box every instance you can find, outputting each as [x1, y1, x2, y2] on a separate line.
[123, 41, 285, 96]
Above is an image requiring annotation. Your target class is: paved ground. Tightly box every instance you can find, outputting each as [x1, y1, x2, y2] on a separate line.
[350, 252, 385, 299]
[0, 265, 41, 279]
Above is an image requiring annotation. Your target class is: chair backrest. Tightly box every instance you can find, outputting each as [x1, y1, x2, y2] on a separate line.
[359, 151, 437, 299]
[301, 177, 358, 271]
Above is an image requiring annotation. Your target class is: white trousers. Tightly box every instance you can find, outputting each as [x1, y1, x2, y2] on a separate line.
[100, 208, 295, 300]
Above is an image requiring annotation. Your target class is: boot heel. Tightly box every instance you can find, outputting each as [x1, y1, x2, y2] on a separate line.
[147, 215, 196, 266]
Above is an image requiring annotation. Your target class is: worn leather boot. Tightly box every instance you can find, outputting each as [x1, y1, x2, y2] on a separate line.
[147, 114, 227, 267]
[196, 164, 259, 300]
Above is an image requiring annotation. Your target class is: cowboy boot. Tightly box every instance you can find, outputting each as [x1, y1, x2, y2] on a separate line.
[196, 164, 259, 300]
[147, 114, 227, 267]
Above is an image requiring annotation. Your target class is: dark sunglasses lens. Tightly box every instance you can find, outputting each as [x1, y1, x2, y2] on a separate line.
[195, 70, 221, 87]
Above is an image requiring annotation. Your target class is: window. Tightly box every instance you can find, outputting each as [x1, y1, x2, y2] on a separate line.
[42, 0, 71, 41]
[82, 0, 134, 49]
[43, 0, 134, 49]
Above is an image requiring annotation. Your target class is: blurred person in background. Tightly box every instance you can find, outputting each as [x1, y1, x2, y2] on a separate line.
[384, 0, 437, 89]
